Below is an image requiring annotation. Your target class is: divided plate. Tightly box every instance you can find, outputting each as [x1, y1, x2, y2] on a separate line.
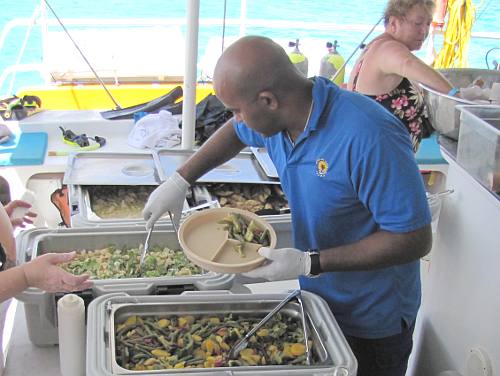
[178, 207, 277, 273]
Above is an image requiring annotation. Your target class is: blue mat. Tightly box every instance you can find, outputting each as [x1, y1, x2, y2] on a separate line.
[0, 132, 48, 166]
[415, 134, 447, 165]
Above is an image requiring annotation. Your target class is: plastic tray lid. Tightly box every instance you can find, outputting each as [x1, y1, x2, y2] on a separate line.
[178, 207, 277, 274]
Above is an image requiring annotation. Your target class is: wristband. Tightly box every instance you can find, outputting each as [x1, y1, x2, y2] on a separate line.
[306, 250, 322, 277]
[447, 87, 460, 97]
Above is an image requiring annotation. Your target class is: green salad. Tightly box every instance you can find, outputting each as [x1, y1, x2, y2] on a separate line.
[61, 245, 202, 279]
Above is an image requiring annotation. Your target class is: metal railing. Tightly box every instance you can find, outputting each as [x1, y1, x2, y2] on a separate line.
[1, 9, 500, 96]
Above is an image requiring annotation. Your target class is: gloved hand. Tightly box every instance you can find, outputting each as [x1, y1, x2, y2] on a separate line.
[22, 252, 93, 293]
[242, 247, 311, 281]
[142, 171, 190, 229]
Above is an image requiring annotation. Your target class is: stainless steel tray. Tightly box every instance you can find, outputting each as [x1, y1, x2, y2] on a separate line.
[251, 147, 279, 178]
[86, 291, 357, 375]
[29, 229, 232, 294]
[420, 68, 500, 140]
[156, 149, 279, 184]
[69, 184, 216, 227]
[63, 152, 163, 185]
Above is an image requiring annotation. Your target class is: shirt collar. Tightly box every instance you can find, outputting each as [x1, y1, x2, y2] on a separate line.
[305, 76, 339, 135]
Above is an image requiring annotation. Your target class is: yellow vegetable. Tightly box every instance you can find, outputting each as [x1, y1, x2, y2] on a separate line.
[156, 318, 170, 328]
[123, 315, 137, 326]
[290, 343, 306, 356]
[174, 361, 185, 369]
[208, 317, 220, 324]
[178, 315, 194, 327]
[192, 334, 202, 342]
[143, 358, 158, 366]
[256, 328, 269, 337]
[151, 349, 170, 358]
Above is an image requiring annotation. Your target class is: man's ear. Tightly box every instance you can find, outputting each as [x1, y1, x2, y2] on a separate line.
[257, 91, 278, 110]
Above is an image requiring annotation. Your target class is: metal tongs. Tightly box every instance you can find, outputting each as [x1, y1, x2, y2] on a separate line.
[139, 223, 155, 270]
[228, 289, 311, 365]
[140, 211, 180, 271]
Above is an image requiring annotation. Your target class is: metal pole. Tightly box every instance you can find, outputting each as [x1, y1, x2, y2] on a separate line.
[181, 0, 199, 150]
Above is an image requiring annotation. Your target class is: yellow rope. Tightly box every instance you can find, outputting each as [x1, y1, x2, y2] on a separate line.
[433, 0, 476, 68]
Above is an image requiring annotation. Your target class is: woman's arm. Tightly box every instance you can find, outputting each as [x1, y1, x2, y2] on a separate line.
[0, 253, 92, 302]
[378, 40, 453, 93]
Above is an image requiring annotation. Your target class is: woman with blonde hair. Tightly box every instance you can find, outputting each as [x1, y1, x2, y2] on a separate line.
[348, 0, 454, 152]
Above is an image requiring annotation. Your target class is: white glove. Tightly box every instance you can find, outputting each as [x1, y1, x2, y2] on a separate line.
[242, 247, 311, 281]
[143, 172, 189, 229]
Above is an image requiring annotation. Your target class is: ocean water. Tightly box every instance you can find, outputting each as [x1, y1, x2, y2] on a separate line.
[0, 0, 498, 95]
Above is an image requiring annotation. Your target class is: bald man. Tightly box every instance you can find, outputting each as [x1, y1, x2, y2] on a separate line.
[143, 36, 432, 376]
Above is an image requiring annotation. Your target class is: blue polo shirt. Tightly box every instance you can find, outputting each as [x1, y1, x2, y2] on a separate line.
[234, 76, 431, 338]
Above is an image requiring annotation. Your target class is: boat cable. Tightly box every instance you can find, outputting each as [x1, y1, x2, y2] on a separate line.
[331, 15, 384, 83]
[475, 0, 494, 22]
[42, 0, 122, 110]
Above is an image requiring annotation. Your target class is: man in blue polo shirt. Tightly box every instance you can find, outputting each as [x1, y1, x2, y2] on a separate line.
[143, 36, 432, 376]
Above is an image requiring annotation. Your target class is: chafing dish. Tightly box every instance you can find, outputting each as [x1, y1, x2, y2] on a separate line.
[86, 291, 357, 375]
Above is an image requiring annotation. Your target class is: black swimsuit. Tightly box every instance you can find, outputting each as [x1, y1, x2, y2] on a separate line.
[352, 52, 432, 152]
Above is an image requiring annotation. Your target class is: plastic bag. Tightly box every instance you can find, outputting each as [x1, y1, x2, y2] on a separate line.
[127, 110, 181, 149]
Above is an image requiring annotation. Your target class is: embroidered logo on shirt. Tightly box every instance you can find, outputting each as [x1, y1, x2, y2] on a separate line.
[316, 159, 329, 177]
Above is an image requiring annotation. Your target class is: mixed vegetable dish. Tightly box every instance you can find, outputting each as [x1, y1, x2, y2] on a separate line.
[60, 245, 202, 278]
[218, 213, 271, 257]
[115, 312, 313, 370]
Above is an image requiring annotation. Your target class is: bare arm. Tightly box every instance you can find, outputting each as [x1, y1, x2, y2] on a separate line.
[0, 253, 93, 302]
[378, 40, 453, 93]
[319, 225, 432, 272]
[178, 118, 246, 184]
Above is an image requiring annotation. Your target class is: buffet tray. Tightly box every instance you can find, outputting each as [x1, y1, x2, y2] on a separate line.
[86, 291, 357, 375]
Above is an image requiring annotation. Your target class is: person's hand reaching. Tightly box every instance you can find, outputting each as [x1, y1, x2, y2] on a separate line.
[22, 252, 93, 293]
[142, 172, 189, 229]
[242, 247, 312, 281]
[4, 200, 37, 228]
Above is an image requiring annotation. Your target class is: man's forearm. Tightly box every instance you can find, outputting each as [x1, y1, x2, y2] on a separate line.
[178, 119, 246, 184]
[319, 225, 432, 272]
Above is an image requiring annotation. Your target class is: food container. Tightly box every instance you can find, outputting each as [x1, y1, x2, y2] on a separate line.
[86, 291, 357, 375]
[66, 150, 294, 248]
[15, 226, 234, 346]
[457, 105, 500, 195]
[420, 68, 500, 140]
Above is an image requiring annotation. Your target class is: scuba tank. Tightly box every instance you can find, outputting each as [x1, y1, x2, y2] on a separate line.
[288, 39, 308, 77]
[319, 40, 345, 86]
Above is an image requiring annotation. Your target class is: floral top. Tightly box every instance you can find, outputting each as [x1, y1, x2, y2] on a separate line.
[352, 63, 432, 153]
